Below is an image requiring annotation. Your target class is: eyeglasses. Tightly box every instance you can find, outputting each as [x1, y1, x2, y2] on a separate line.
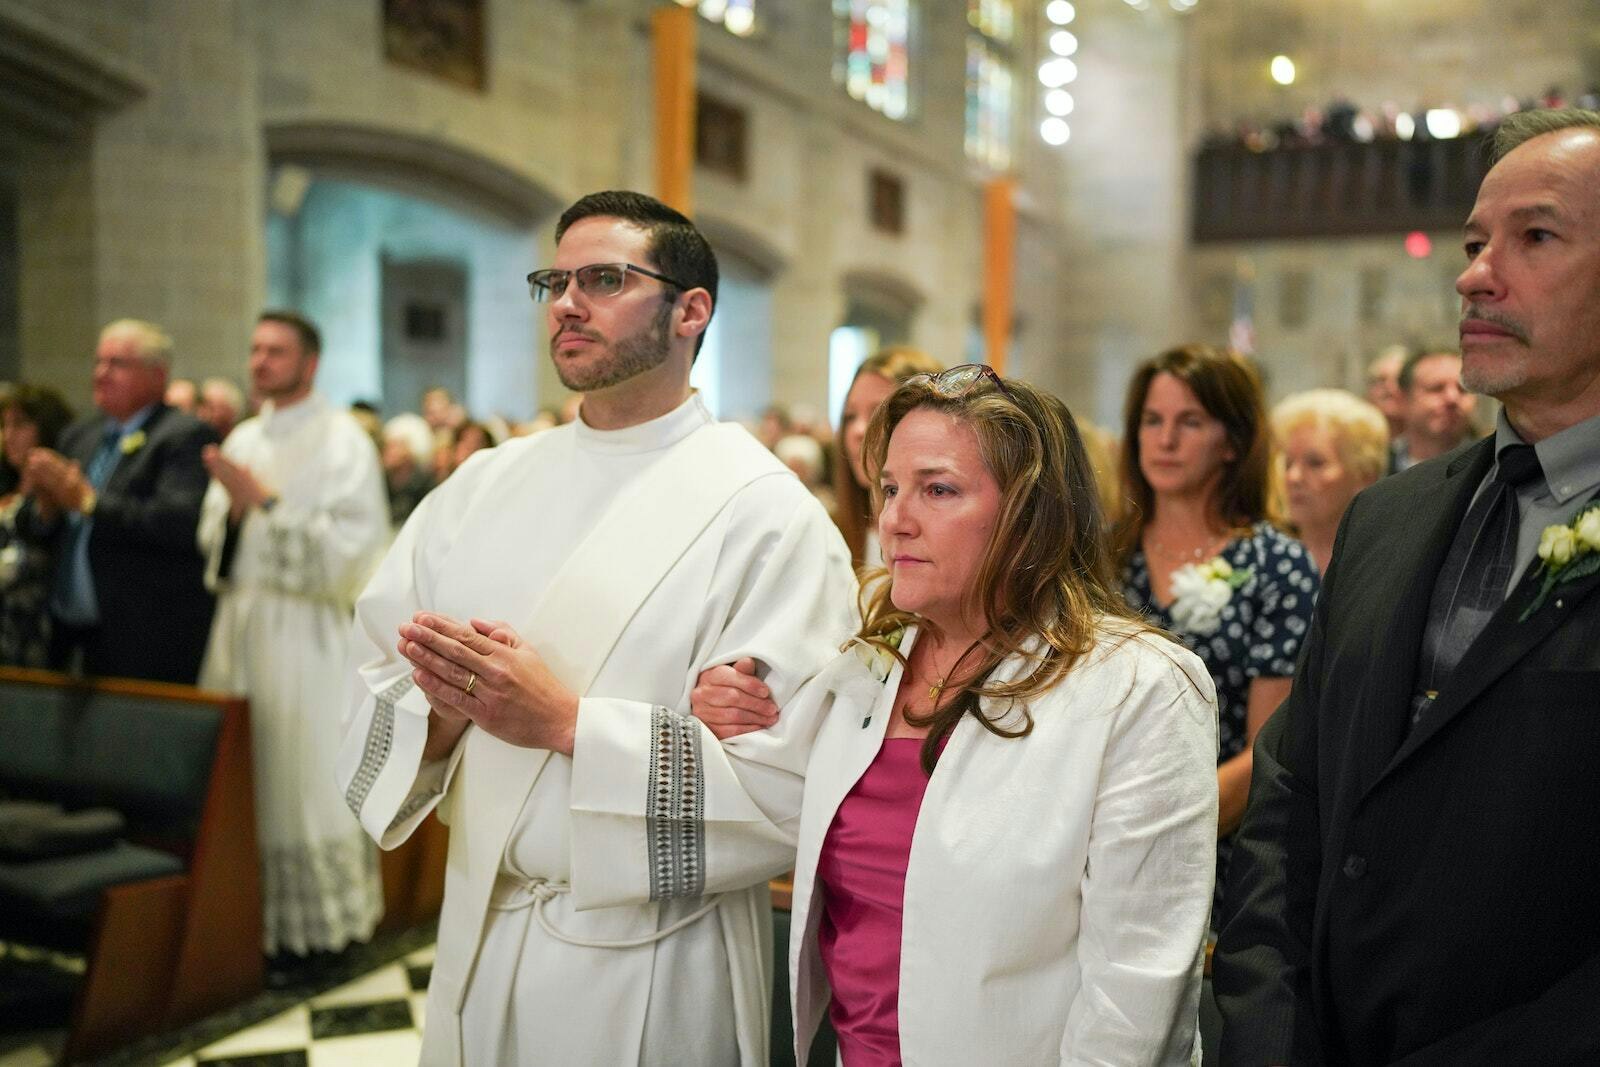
[907, 363, 1016, 402]
[526, 262, 688, 303]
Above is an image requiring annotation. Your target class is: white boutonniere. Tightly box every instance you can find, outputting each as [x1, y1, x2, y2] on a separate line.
[1520, 503, 1600, 621]
[119, 430, 146, 455]
[850, 625, 907, 683]
[1168, 556, 1252, 637]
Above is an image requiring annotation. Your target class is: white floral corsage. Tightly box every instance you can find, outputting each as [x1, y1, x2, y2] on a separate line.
[119, 430, 146, 455]
[1520, 503, 1600, 621]
[850, 625, 907, 682]
[1168, 557, 1252, 637]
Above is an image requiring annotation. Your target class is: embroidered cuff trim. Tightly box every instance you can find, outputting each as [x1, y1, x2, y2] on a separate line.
[387, 786, 438, 834]
[345, 676, 414, 819]
[646, 707, 706, 901]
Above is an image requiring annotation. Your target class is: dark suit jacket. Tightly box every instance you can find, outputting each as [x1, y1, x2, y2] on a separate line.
[1213, 436, 1600, 1066]
[34, 404, 219, 684]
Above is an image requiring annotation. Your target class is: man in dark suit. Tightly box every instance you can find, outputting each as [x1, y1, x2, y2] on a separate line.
[23, 318, 219, 683]
[1214, 107, 1600, 1065]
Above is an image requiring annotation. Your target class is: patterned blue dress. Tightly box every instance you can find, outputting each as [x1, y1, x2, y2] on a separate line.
[1122, 521, 1320, 920]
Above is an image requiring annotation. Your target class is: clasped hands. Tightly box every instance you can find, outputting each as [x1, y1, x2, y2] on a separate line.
[398, 613, 580, 758]
[22, 449, 91, 520]
[201, 445, 272, 520]
[400, 611, 785, 756]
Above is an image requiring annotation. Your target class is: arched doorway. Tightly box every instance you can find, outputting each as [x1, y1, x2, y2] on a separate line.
[263, 122, 561, 421]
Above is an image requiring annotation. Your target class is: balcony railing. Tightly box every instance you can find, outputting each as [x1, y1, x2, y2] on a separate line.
[1192, 134, 1493, 242]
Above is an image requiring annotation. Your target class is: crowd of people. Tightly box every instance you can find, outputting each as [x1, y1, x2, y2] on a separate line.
[343, 107, 1597, 1067]
[1204, 82, 1600, 153]
[2, 105, 1597, 1065]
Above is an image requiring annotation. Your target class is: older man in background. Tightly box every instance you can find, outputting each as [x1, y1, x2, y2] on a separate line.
[165, 377, 197, 414]
[1364, 344, 1408, 440]
[197, 376, 244, 440]
[23, 318, 217, 682]
[1388, 347, 1477, 472]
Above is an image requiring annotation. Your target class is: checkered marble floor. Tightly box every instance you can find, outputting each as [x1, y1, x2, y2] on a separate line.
[152, 946, 435, 1067]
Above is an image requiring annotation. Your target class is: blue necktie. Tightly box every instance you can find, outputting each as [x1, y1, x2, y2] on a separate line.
[51, 427, 122, 626]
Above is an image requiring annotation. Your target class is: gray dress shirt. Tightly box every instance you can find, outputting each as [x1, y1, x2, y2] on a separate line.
[1484, 408, 1600, 594]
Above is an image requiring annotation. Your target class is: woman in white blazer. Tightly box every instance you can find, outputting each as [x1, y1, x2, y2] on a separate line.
[695, 367, 1219, 1065]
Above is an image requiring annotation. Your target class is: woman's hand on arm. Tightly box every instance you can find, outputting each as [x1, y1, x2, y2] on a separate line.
[690, 657, 779, 740]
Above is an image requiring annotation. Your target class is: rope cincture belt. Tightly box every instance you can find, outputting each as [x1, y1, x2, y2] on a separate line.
[488, 877, 723, 949]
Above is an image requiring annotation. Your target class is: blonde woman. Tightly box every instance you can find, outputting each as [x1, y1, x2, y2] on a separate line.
[1271, 389, 1390, 575]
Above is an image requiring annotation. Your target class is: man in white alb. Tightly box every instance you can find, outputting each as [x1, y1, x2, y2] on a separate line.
[338, 191, 855, 1066]
[199, 311, 390, 959]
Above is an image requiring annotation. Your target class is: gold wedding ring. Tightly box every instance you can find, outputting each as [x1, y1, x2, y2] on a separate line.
[464, 672, 478, 696]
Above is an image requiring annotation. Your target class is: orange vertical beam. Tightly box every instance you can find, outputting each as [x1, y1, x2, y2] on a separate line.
[653, 5, 697, 215]
[982, 177, 1016, 373]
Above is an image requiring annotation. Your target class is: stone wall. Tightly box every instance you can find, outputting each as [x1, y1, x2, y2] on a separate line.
[7, 0, 262, 406]
[1189, 232, 1465, 403]
[4, 0, 1078, 423]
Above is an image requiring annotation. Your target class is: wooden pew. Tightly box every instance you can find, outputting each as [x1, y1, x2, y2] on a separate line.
[0, 667, 263, 1061]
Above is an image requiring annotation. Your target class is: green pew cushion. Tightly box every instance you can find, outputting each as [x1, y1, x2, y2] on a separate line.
[0, 690, 220, 836]
[0, 841, 184, 950]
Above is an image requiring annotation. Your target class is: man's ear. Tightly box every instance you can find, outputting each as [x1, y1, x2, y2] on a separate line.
[676, 289, 713, 342]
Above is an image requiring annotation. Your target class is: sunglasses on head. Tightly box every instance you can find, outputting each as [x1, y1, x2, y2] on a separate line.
[906, 363, 1016, 402]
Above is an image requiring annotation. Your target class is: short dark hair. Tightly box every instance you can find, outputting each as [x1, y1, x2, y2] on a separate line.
[258, 310, 321, 358]
[1491, 107, 1600, 164]
[1398, 348, 1458, 392]
[554, 191, 719, 354]
[0, 384, 74, 451]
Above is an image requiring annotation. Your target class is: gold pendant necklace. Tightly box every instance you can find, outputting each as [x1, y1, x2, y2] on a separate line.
[924, 639, 984, 706]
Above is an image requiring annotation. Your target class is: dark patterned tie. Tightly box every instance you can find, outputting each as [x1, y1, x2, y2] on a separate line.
[1412, 444, 1543, 726]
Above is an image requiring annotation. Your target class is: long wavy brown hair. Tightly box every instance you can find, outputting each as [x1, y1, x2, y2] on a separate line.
[855, 373, 1162, 773]
[832, 346, 945, 565]
[1111, 344, 1274, 564]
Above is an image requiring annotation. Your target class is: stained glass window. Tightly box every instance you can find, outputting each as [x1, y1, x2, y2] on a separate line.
[677, 0, 755, 37]
[965, 38, 1013, 170]
[832, 0, 913, 121]
[964, 2, 1013, 169]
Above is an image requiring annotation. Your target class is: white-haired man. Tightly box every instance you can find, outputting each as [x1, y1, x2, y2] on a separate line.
[24, 318, 217, 682]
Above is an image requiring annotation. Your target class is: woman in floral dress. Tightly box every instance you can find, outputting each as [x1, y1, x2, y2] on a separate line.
[1115, 344, 1319, 920]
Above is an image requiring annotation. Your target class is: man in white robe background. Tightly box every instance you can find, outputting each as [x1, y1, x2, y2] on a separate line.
[199, 311, 390, 963]
[338, 191, 855, 1066]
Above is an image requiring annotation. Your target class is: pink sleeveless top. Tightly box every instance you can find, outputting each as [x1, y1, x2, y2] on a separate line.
[816, 737, 936, 1066]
